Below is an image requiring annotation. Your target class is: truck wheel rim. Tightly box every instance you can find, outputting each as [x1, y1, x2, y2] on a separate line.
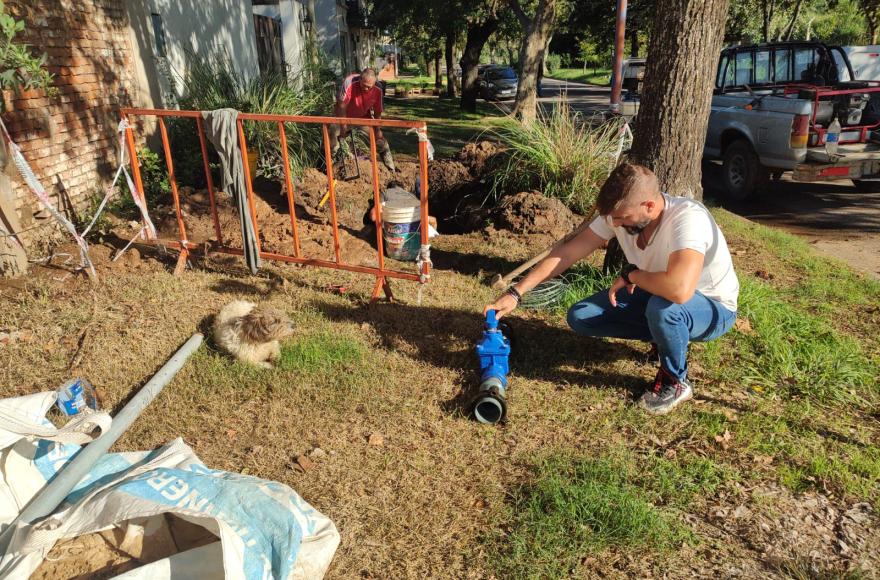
[729, 154, 747, 189]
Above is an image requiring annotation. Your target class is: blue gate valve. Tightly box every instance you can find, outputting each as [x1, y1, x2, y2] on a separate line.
[472, 309, 511, 424]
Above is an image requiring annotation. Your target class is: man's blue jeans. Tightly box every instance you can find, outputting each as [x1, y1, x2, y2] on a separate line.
[566, 288, 736, 381]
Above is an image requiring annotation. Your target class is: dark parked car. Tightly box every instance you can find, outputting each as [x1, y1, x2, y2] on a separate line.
[478, 66, 518, 100]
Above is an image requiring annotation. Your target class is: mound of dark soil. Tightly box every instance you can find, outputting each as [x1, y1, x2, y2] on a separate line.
[493, 191, 579, 239]
[457, 140, 502, 177]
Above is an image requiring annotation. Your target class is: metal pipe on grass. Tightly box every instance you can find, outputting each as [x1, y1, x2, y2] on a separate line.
[13, 333, 203, 526]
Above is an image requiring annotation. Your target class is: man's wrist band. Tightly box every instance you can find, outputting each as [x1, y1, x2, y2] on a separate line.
[506, 286, 522, 303]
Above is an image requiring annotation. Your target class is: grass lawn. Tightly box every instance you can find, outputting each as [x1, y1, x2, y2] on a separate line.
[388, 75, 445, 88]
[548, 67, 612, 86]
[4, 199, 878, 577]
[382, 95, 510, 157]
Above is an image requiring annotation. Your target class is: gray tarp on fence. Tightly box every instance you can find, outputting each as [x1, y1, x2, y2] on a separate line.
[201, 108, 260, 274]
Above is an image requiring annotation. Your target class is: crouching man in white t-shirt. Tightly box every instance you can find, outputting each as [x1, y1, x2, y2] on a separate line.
[484, 163, 739, 415]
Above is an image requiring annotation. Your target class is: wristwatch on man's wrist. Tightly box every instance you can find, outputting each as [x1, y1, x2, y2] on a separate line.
[621, 263, 639, 285]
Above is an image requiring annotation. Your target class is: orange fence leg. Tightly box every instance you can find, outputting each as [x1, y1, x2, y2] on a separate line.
[122, 115, 154, 241]
[277, 122, 302, 258]
[157, 117, 190, 275]
[371, 276, 394, 302]
[321, 124, 343, 264]
[237, 119, 262, 253]
[195, 116, 222, 245]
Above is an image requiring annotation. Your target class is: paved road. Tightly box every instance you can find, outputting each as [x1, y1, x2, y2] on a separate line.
[495, 77, 612, 116]
[704, 168, 880, 278]
[537, 77, 612, 114]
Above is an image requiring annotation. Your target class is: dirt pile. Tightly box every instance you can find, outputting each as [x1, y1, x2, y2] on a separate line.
[32, 515, 217, 580]
[142, 142, 574, 266]
[428, 160, 472, 197]
[457, 140, 502, 177]
[493, 191, 579, 239]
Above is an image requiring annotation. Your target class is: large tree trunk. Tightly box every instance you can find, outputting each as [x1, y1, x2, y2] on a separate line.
[867, 13, 879, 44]
[761, 0, 775, 43]
[630, 28, 640, 57]
[425, 52, 435, 77]
[780, 0, 805, 41]
[306, 0, 318, 68]
[460, 17, 499, 112]
[445, 31, 457, 98]
[630, 0, 730, 200]
[434, 50, 443, 94]
[511, 0, 557, 123]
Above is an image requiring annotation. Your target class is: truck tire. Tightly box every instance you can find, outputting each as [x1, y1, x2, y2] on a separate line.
[852, 179, 880, 193]
[721, 140, 768, 201]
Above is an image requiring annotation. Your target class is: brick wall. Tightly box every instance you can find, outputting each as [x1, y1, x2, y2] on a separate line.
[4, 0, 137, 249]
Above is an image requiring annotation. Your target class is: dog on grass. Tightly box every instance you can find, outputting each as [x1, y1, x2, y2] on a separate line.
[213, 301, 294, 368]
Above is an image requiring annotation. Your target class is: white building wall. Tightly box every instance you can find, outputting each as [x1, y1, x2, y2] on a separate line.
[127, 0, 260, 108]
[314, 0, 350, 75]
[279, 0, 306, 78]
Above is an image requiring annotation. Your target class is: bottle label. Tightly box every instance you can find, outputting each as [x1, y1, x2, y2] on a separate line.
[827, 133, 839, 143]
[62, 398, 83, 415]
[58, 379, 85, 416]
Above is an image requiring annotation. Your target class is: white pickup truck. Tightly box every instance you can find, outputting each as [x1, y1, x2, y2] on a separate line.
[627, 42, 880, 200]
[706, 41, 880, 200]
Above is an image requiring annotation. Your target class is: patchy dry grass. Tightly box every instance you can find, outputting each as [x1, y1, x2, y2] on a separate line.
[2, 205, 880, 578]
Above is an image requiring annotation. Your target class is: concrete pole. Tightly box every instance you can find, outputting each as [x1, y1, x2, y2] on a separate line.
[609, 0, 628, 113]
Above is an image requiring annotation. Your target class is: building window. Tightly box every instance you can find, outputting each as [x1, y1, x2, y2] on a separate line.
[151, 13, 167, 58]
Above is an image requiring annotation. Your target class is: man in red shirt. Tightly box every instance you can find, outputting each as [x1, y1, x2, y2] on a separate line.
[330, 67, 396, 171]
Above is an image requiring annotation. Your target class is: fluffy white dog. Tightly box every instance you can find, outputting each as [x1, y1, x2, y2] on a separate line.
[213, 300, 294, 368]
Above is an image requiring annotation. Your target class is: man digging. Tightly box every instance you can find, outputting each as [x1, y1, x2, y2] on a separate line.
[330, 67, 396, 174]
[485, 163, 740, 415]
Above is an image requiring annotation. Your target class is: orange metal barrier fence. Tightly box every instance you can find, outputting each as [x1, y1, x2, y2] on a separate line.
[120, 108, 431, 300]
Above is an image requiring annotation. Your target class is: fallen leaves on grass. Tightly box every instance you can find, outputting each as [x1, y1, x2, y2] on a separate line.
[367, 432, 384, 447]
[295, 455, 314, 472]
[734, 318, 753, 334]
[714, 429, 733, 450]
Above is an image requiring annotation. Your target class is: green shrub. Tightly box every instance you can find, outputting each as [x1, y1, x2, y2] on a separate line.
[545, 53, 562, 74]
[133, 148, 171, 205]
[170, 52, 334, 183]
[489, 101, 626, 214]
[0, 1, 56, 106]
[105, 147, 171, 220]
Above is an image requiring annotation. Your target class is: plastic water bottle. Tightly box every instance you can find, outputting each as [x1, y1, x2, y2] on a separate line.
[56, 378, 98, 416]
[825, 115, 841, 156]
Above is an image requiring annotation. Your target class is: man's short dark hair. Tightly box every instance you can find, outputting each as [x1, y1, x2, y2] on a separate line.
[596, 162, 658, 215]
[360, 67, 377, 79]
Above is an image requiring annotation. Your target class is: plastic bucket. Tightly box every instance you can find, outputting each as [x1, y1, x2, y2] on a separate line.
[382, 202, 421, 261]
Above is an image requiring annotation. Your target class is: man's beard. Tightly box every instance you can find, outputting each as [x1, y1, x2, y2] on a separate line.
[623, 220, 651, 235]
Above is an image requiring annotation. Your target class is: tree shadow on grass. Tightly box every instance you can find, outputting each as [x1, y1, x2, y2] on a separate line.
[695, 393, 877, 450]
[428, 247, 522, 279]
[315, 300, 650, 414]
